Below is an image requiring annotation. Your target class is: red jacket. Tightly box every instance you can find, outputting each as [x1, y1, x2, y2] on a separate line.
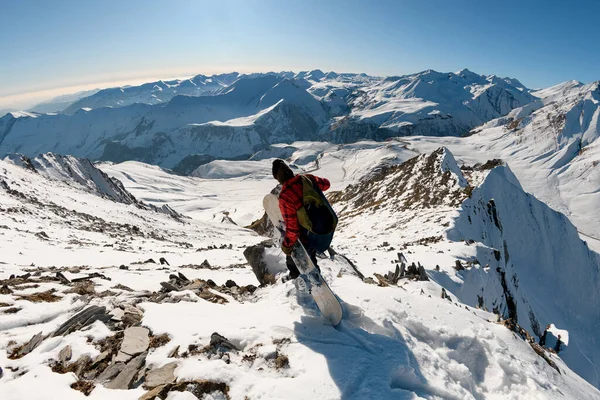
[279, 174, 330, 248]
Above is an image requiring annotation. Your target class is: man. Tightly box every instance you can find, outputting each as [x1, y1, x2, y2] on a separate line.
[272, 159, 338, 281]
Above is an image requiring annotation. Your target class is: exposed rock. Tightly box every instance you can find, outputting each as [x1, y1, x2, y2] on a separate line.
[53, 306, 110, 336]
[168, 345, 180, 358]
[105, 352, 147, 390]
[96, 362, 126, 383]
[0, 285, 13, 294]
[72, 272, 111, 282]
[144, 362, 177, 389]
[58, 345, 72, 366]
[159, 257, 170, 266]
[246, 212, 274, 237]
[243, 241, 275, 286]
[200, 259, 212, 269]
[71, 380, 95, 396]
[113, 284, 134, 292]
[225, 280, 237, 288]
[56, 272, 70, 284]
[176, 380, 230, 399]
[10, 332, 44, 359]
[210, 332, 239, 352]
[64, 281, 96, 296]
[115, 327, 150, 363]
[139, 384, 168, 400]
[122, 305, 144, 326]
[160, 281, 180, 293]
[275, 353, 290, 369]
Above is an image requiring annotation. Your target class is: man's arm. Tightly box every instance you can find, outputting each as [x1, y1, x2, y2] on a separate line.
[279, 191, 300, 249]
[309, 175, 330, 191]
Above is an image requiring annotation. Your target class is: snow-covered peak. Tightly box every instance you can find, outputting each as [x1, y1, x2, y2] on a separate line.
[532, 80, 585, 103]
[4, 153, 138, 204]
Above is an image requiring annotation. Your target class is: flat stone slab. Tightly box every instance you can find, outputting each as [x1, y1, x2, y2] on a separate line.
[58, 345, 72, 365]
[105, 352, 147, 390]
[96, 362, 126, 383]
[115, 327, 149, 362]
[144, 362, 177, 388]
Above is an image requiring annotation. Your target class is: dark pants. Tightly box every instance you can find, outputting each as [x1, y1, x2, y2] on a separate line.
[286, 229, 332, 278]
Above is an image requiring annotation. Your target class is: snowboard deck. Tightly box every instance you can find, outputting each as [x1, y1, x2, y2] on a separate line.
[263, 193, 343, 326]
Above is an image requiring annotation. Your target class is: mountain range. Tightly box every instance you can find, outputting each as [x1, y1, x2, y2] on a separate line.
[1, 68, 599, 398]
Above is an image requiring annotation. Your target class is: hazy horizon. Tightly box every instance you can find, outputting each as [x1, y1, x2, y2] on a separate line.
[2, 0, 599, 110]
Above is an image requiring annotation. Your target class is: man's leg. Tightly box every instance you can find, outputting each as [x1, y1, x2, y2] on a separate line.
[306, 247, 321, 273]
[286, 255, 300, 279]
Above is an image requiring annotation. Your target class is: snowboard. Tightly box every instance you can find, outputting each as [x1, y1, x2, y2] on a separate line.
[263, 193, 343, 326]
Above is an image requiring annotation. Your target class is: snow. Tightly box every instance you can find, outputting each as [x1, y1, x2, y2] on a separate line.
[1, 141, 599, 399]
[2, 69, 600, 399]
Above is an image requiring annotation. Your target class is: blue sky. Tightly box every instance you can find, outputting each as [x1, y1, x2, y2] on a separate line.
[1, 0, 598, 108]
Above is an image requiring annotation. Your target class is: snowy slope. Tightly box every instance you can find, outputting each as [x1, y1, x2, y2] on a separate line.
[403, 79, 600, 251]
[2, 145, 600, 399]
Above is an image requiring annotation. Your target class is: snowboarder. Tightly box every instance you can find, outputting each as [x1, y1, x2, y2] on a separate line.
[271, 159, 338, 281]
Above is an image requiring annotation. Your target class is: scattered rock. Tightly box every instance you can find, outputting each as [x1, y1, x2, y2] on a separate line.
[72, 272, 111, 282]
[275, 353, 289, 369]
[441, 288, 452, 301]
[64, 281, 96, 296]
[119, 265, 129, 270]
[160, 281, 180, 293]
[159, 257, 170, 266]
[71, 380, 95, 396]
[197, 290, 228, 304]
[168, 345, 180, 359]
[139, 384, 169, 400]
[454, 260, 465, 271]
[115, 327, 150, 363]
[105, 352, 147, 390]
[96, 362, 126, 383]
[225, 279, 237, 288]
[36, 231, 50, 240]
[210, 332, 239, 352]
[144, 362, 177, 389]
[243, 241, 274, 286]
[200, 259, 212, 269]
[53, 306, 110, 336]
[3, 307, 21, 314]
[113, 284, 134, 292]
[121, 305, 144, 327]
[56, 272, 70, 284]
[173, 380, 230, 399]
[0, 285, 14, 294]
[58, 345, 73, 366]
[9, 332, 44, 359]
